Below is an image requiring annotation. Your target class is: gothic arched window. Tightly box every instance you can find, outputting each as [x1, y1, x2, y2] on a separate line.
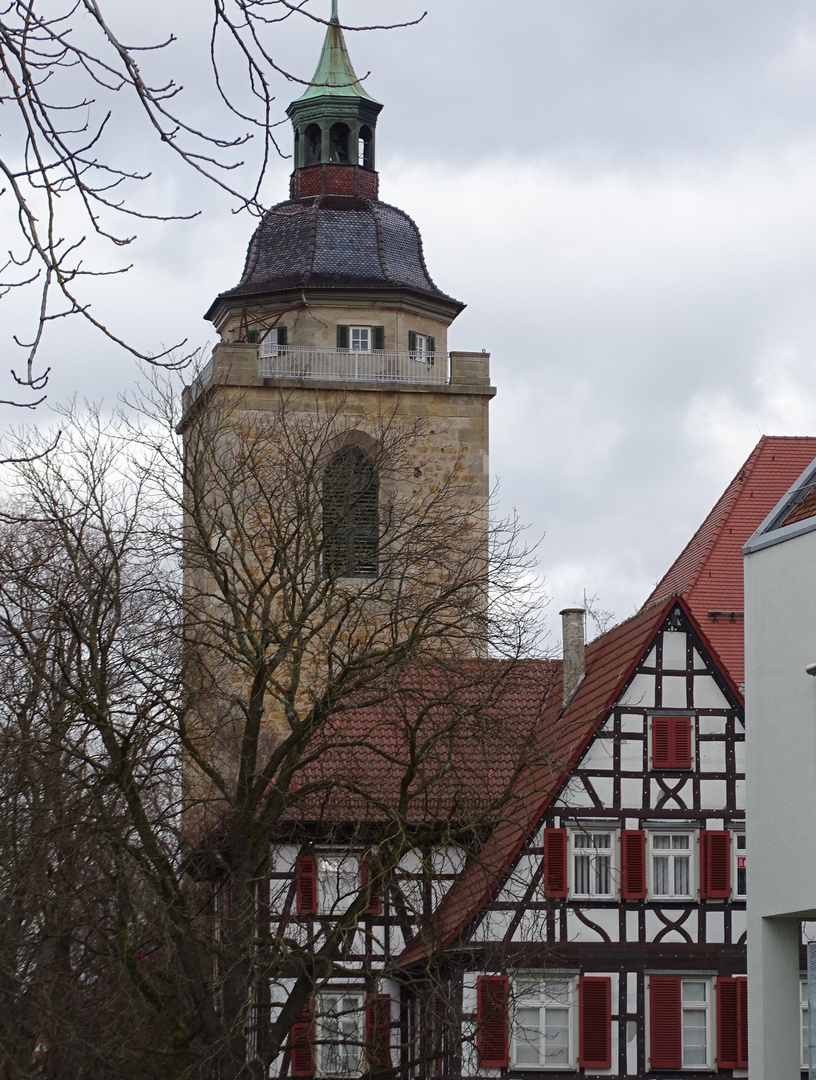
[329, 122, 351, 164]
[322, 446, 378, 578]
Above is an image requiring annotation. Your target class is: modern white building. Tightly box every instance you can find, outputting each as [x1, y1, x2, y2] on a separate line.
[744, 455, 816, 1078]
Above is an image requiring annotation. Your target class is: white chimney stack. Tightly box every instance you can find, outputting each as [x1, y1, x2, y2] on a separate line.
[560, 607, 586, 709]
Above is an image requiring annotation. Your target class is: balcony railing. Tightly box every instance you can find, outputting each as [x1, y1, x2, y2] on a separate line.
[258, 345, 449, 385]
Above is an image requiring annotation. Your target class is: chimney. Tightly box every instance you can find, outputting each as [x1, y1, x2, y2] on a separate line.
[560, 607, 586, 709]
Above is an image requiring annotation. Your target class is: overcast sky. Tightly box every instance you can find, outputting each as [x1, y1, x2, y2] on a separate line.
[5, 0, 816, 647]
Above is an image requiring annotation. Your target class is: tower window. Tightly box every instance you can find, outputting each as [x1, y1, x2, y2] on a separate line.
[329, 122, 351, 164]
[304, 124, 321, 166]
[322, 446, 378, 578]
[358, 125, 374, 169]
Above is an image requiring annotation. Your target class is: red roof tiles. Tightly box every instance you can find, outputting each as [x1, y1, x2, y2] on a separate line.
[643, 436, 816, 686]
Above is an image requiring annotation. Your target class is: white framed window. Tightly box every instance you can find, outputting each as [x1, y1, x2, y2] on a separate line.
[680, 980, 711, 1068]
[650, 832, 693, 898]
[571, 831, 614, 898]
[512, 976, 576, 1069]
[413, 333, 427, 358]
[318, 992, 364, 1077]
[734, 832, 746, 898]
[350, 326, 371, 353]
[318, 854, 360, 915]
[258, 326, 287, 358]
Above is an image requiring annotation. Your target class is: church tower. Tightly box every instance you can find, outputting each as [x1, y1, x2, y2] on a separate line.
[180, 5, 496, 767]
[193, 0, 494, 484]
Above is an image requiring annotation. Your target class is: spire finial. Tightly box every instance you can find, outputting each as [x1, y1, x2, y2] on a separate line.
[331, 0, 338, 21]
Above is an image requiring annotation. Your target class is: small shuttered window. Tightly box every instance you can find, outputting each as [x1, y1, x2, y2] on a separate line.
[371, 325, 385, 351]
[579, 976, 611, 1069]
[476, 976, 509, 1068]
[700, 831, 731, 899]
[322, 446, 378, 578]
[542, 828, 568, 898]
[620, 829, 647, 899]
[361, 854, 382, 915]
[649, 976, 682, 1070]
[717, 977, 748, 1068]
[295, 854, 317, 916]
[337, 324, 350, 350]
[366, 993, 391, 1071]
[289, 1001, 315, 1077]
[652, 715, 692, 769]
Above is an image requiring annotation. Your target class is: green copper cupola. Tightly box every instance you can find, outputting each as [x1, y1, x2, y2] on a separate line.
[287, 1, 383, 199]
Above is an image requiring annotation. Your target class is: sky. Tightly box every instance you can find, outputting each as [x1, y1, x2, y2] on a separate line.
[5, 0, 816, 647]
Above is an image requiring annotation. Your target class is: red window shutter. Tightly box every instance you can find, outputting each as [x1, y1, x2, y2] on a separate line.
[366, 993, 391, 1071]
[476, 975, 509, 1068]
[652, 717, 672, 768]
[361, 854, 382, 915]
[579, 976, 611, 1069]
[289, 1001, 315, 1078]
[701, 831, 731, 899]
[620, 830, 647, 900]
[296, 854, 317, 916]
[649, 976, 681, 1070]
[543, 828, 568, 898]
[652, 716, 692, 768]
[670, 716, 692, 768]
[737, 978, 748, 1068]
[717, 977, 739, 1067]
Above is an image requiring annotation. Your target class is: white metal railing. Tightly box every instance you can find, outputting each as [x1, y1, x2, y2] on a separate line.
[257, 345, 449, 385]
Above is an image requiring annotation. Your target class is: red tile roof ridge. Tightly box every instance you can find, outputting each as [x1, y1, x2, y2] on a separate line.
[644, 437, 767, 608]
[396, 597, 687, 968]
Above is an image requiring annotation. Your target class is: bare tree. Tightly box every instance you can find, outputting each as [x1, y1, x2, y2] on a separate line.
[0, 377, 557, 1079]
[0, 1, 423, 406]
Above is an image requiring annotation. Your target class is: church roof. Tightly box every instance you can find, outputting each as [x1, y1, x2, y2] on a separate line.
[643, 435, 816, 687]
[205, 195, 463, 316]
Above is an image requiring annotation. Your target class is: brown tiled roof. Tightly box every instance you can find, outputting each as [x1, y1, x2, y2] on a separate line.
[397, 597, 713, 967]
[288, 659, 561, 825]
[643, 436, 816, 686]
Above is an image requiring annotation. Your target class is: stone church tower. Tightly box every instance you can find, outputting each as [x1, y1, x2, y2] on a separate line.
[193, 0, 493, 499]
[180, 5, 496, 768]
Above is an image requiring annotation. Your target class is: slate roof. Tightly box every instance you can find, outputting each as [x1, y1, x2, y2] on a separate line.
[396, 596, 731, 967]
[643, 436, 816, 687]
[206, 196, 463, 315]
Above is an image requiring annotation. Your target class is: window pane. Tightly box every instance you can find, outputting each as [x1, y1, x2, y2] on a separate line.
[594, 854, 611, 895]
[672, 834, 690, 850]
[653, 834, 671, 849]
[544, 1007, 570, 1064]
[594, 833, 612, 849]
[682, 982, 707, 1003]
[543, 981, 570, 1005]
[574, 854, 590, 894]
[516, 1007, 541, 1065]
[674, 855, 690, 896]
[653, 855, 669, 894]
[682, 1008, 707, 1066]
[574, 834, 591, 849]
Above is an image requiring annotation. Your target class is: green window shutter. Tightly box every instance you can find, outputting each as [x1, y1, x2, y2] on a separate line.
[372, 325, 385, 351]
[427, 335, 436, 356]
[408, 330, 417, 353]
[277, 326, 288, 347]
[247, 330, 259, 344]
[337, 324, 349, 349]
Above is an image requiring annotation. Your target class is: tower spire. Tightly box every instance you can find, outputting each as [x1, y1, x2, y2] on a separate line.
[331, 0, 338, 21]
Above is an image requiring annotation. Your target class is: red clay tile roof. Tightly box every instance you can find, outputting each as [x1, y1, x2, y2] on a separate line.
[780, 482, 816, 527]
[643, 436, 816, 687]
[396, 596, 728, 967]
[287, 659, 561, 824]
